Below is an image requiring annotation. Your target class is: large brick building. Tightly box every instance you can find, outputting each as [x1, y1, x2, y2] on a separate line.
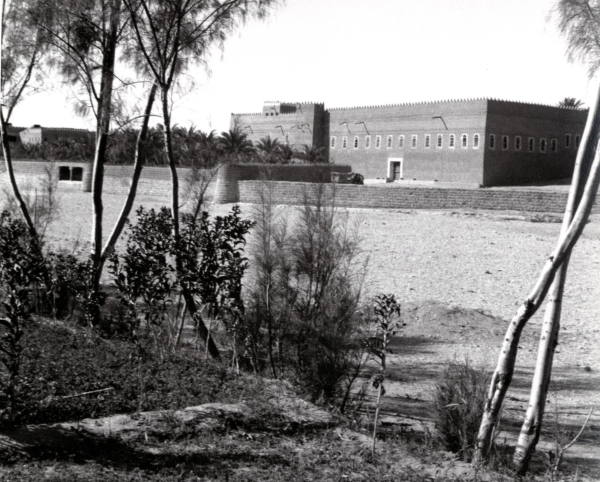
[231, 99, 588, 186]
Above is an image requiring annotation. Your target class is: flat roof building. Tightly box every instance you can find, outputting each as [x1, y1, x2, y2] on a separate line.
[17, 125, 93, 145]
[231, 99, 587, 187]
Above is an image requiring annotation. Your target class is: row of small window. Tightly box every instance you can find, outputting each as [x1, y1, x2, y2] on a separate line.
[488, 134, 579, 152]
[330, 133, 581, 152]
[331, 133, 481, 150]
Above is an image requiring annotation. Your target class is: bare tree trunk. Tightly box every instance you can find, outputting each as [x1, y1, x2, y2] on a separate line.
[90, 0, 122, 302]
[100, 82, 158, 261]
[160, 89, 220, 360]
[512, 84, 600, 474]
[372, 381, 383, 455]
[161, 90, 180, 247]
[0, 110, 36, 236]
[473, 87, 600, 465]
[512, 261, 568, 472]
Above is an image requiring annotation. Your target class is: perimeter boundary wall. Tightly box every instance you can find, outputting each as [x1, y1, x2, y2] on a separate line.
[237, 181, 600, 214]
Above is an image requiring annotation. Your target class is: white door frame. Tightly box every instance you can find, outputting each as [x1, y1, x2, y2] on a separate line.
[387, 158, 403, 181]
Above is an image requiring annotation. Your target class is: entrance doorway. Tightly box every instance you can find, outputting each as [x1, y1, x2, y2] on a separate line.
[387, 158, 403, 181]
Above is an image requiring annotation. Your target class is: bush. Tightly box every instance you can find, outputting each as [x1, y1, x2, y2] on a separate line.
[245, 183, 366, 407]
[0, 211, 47, 422]
[433, 360, 489, 461]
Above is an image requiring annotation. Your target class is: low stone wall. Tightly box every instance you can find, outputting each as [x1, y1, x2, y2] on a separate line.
[238, 181, 600, 214]
[213, 164, 352, 203]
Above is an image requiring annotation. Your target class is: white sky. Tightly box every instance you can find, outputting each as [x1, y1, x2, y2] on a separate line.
[9, 0, 593, 133]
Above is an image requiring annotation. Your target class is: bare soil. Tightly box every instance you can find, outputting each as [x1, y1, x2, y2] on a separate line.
[2, 189, 599, 478]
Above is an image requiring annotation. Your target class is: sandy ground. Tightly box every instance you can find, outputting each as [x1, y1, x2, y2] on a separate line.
[2, 189, 599, 477]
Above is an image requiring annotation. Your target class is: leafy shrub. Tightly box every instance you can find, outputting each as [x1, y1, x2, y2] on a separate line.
[178, 205, 254, 323]
[45, 252, 105, 324]
[0, 211, 46, 422]
[433, 360, 490, 461]
[109, 206, 175, 353]
[108, 205, 254, 360]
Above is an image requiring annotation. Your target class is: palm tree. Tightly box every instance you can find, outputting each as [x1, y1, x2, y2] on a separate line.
[558, 97, 584, 108]
[295, 144, 326, 164]
[172, 124, 201, 166]
[196, 130, 222, 168]
[255, 137, 282, 163]
[219, 126, 254, 163]
[278, 143, 296, 164]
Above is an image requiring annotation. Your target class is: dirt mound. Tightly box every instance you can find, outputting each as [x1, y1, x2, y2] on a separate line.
[400, 300, 515, 346]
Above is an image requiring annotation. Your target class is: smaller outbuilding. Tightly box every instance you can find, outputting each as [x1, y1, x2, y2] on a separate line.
[17, 125, 93, 145]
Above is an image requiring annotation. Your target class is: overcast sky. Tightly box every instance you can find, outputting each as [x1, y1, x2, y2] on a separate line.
[9, 0, 593, 133]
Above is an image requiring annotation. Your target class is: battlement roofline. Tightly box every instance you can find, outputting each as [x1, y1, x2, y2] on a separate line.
[263, 101, 325, 105]
[233, 98, 589, 117]
[40, 127, 93, 133]
[328, 98, 589, 111]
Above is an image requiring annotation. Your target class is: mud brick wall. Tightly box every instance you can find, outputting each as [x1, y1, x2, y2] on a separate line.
[212, 164, 352, 203]
[238, 181, 600, 214]
[0, 161, 217, 201]
[102, 166, 218, 201]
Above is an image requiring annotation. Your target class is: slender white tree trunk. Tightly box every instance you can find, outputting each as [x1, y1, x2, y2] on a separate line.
[512, 83, 600, 474]
[101, 83, 158, 261]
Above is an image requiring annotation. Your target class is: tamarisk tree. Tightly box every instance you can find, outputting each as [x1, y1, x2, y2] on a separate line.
[28, 0, 162, 321]
[123, 0, 278, 356]
[1, 0, 49, 236]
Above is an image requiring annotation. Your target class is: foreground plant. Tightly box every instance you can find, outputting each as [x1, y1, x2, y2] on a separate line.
[367, 294, 402, 455]
[109, 207, 175, 358]
[0, 211, 46, 423]
[178, 205, 254, 363]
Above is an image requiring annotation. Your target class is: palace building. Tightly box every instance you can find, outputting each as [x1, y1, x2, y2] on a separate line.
[231, 99, 587, 187]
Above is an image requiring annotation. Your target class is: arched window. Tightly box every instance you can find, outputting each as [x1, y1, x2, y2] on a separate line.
[449, 134, 456, 148]
[437, 134, 443, 148]
[528, 137, 535, 152]
[342, 136, 348, 149]
[330, 136, 336, 149]
[489, 134, 496, 149]
[540, 138, 547, 153]
[515, 136, 522, 150]
[365, 135, 371, 149]
[387, 135, 393, 149]
[473, 134, 480, 148]
[411, 135, 418, 148]
[502, 135, 509, 150]
[565, 134, 571, 148]
[398, 135, 405, 148]
[461, 134, 468, 148]
[425, 135, 431, 148]
[551, 139, 557, 152]
[375, 135, 382, 149]
[354, 136, 359, 149]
